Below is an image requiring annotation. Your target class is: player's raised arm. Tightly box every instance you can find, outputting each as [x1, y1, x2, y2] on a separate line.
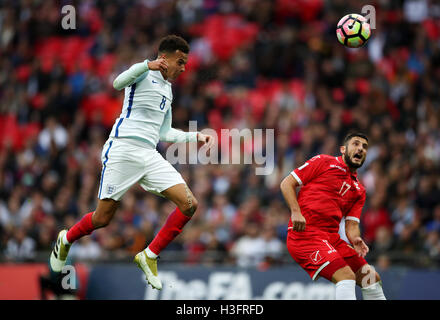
[113, 58, 168, 90]
[280, 174, 306, 232]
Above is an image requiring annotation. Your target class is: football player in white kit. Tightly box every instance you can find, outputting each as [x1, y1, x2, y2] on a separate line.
[50, 35, 213, 290]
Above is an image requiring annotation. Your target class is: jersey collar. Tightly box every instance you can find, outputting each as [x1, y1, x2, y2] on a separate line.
[155, 70, 171, 85]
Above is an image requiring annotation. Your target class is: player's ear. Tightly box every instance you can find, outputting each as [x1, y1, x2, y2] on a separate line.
[340, 145, 346, 154]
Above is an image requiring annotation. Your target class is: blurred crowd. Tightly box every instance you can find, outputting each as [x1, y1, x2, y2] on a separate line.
[0, 0, 439, 270]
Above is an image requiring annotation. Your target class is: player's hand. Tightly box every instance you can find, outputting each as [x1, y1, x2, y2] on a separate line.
[352, 236, 369, 258]
[290, 211, 306, 232]
[197, 133, 214, 149]
[148, 58, 168, 73]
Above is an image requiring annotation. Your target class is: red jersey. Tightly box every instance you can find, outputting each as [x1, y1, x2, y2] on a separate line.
[288, 154, 366, 234]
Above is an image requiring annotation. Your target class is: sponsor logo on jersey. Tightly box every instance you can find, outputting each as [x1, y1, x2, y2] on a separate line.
[330, 164, 346, 172]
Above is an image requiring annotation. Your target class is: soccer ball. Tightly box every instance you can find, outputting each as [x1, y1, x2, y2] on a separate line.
[336, 14, 371, 48]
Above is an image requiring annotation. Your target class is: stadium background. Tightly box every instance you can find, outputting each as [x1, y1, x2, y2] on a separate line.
[0, 0, 439, 299]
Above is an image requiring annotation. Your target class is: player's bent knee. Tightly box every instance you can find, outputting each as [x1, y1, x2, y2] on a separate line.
[355, 264, 381, 287]
[179, 196, 198, 217]
[191, 196, 199, 212]
[332, 266, 356, 283]
[92, 213, 112, 228]
[93, 206, 117, 228]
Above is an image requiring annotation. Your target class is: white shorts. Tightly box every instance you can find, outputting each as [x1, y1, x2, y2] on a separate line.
[98, 137, 186, 201]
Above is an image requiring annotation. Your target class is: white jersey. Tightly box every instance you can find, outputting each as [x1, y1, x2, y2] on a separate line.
[110, 61, 198, 148]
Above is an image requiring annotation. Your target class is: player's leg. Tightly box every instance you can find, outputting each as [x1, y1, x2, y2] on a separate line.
[330, 265, 357, 300]
[331, 235, 386, 300]
[286, 231, 357, 300]
[134, 150, 197, 289]
[146, 183, 197, 256]
[50, 199, 119, 272]
[50, 138, 146, 272]
[66, 198, 119, 242]
[355, 264, 386, 300]
[134, 183, 197, 290]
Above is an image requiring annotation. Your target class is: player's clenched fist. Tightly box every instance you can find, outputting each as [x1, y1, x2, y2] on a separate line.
[290, 211, 306, 232]
[147, 58, 168, 73]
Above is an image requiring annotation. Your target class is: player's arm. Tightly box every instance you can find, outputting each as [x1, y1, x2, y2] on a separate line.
[159, 108, 214, 147]
[281, 155, 326, 231]
[345, 190, 369, 257]
[280, 174, 306, 231]
[345, 219, 369, 258]
[113, 58, 168, 90]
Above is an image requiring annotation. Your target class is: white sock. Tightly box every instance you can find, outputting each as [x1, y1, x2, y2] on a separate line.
[361, 281, 386, 300]
[335, 280, 356, 300]
[62, 233, 70, 245]
[145, 247, 158, 259]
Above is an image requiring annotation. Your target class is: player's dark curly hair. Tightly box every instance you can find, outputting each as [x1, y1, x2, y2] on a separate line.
[158, 35, 190, 54]
[343, 132, 369, 145]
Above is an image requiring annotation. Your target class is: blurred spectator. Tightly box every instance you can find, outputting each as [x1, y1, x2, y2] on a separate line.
[371, 226, 395, 255]
[391, 197, 416, 236]
[415, 176, 440, 223]
[256, 226, 284, 270]
[361, 193, 393, 245]
[182, 224, 206, 264]
[69, 237, 102, 261]
[375, 254, 391, 272]
[200, 228, 229, 265]
[425, 205, 440, 234]
[423, 231, 440, 262]
[230, 222, 265, 268]
[37, 117, 68, 154]
[4, 227, 36, 261]
[204, 194, 236, 244]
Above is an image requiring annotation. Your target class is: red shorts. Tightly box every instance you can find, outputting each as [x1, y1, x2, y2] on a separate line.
[286, 229, 367, 281]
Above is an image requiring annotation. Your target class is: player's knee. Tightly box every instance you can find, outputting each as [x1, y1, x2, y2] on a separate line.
[356, 265, 381, 287]
[93, 208, 115, 228]
[191, 197, 199, 212]
[180, 196, 198, 217]
[333, 266, 356, 283]
[343, 269, 356, 281]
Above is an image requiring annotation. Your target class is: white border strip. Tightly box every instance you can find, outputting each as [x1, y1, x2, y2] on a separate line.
[290, 171, 303, 186]
[312, 261, 330, 281]
[345, 216, 360, 223]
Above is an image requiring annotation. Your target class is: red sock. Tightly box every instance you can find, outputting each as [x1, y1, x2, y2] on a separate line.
[66, 212, 95, 243]
[148, 207, 191, 255]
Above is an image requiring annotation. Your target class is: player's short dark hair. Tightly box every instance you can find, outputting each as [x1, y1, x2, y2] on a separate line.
[158, 35, 190, 54]
[343, 132, 369, 145]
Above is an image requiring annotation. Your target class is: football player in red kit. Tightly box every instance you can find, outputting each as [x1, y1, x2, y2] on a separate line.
[280, 133, 386, 300]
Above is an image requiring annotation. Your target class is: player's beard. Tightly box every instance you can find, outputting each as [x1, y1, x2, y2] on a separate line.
[344, 152, 364, 169]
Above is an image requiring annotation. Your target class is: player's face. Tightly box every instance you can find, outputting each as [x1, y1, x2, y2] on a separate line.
[341, 137, 368, 169]
[164, 50, 188, 81]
